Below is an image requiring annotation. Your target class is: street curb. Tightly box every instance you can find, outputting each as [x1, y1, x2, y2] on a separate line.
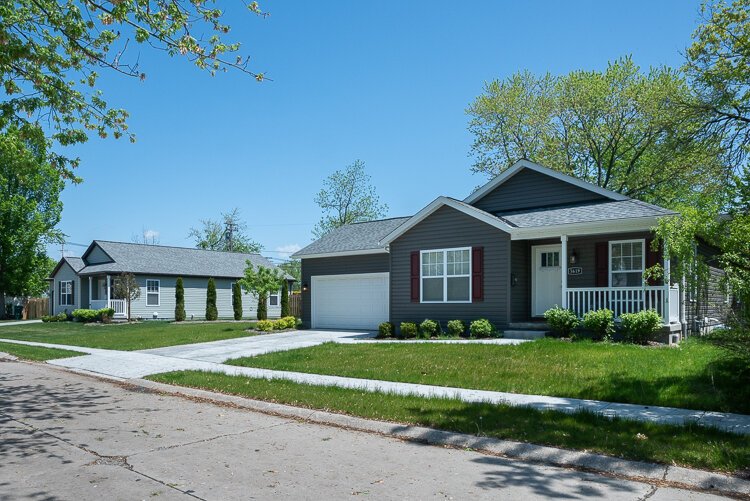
[124, 376, 750, 499]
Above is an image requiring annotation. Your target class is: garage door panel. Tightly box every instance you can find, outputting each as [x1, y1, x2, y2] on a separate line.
[312, 273, 389, 330]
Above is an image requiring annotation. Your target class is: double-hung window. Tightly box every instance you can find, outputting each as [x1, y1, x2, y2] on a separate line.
[421, 248, 471, 303]
[610, 240, 645, 287]
[59, 280, 73, 306]
[269, 290, 279, 306]
[146, 279, 160, 306]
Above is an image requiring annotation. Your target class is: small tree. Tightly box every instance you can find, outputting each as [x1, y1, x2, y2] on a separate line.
[280, 280, 290, 317]
[113, 273, 140, 322]
[241, 262, 283, 321]
[232, 282, 243, 320]
[175, 277, 186, 321]
[205, 278, 218, 321]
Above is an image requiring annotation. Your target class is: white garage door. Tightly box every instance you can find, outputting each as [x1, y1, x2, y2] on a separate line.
[311, 273, 389, 330]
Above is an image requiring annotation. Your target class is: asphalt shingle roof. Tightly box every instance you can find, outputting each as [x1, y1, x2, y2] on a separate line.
[293, 217, 410, 257]
[78, 241, 289, 279]
[64, 256, 85, 272]
[498, 200, 676, 228]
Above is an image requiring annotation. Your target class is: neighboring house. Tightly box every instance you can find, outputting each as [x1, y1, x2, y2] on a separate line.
[294, 160, 708, 334]
[49, 241, 293, 320]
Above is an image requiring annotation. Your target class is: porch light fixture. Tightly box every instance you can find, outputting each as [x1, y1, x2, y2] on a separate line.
[569, 251, 578, 266]
[302, 282, 309, 292]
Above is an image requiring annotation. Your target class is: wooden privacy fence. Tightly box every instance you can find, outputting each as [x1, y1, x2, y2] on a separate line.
[288, 293, 302, 318]
[23, 298, 49, 319]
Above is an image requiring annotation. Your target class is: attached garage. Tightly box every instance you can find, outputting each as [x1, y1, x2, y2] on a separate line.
[311, 272, 389, 330]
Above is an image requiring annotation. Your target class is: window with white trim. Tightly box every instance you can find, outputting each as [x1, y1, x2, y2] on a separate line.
[59, 280, 73, 306]
[146, 279, 160, 306]
[610, 240, 644, 287]
[269, 289, 279, 306]
[421, 248, 471, 303]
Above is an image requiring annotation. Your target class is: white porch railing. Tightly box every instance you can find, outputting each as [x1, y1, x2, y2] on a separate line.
[566, 286, 680, 324]
[89, 299, 128, 318]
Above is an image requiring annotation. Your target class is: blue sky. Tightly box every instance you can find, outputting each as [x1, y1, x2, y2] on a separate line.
[55, 0, 702, 262]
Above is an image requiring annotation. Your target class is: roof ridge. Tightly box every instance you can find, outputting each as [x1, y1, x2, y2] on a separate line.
[94, 239, 263, 257]
[348, 216, 412, 225]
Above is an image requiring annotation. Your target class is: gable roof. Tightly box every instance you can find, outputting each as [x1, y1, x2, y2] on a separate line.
[464, 159, 630, 205]
[497, 200, 676, 228]
[292, 217, 410, 258]
[77, 241, 290, 279]
[380, 197, 516, 245]
[49, 256, 85, 278]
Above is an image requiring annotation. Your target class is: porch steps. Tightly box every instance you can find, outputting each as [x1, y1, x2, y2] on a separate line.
[502, 330, 546, 340]
[507, 322, 549, 331]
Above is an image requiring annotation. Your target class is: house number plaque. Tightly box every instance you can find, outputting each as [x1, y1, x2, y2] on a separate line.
[568, 267, 582, 276]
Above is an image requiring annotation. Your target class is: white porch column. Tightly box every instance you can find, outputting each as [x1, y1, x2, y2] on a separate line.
[561, 234, 568, 309]
[88, 277, 92, 309]
[106, 275, 111, 306]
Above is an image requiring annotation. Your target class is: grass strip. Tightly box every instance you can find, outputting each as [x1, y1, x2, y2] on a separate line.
[0, 341, 84, 361]
[227, 338, 749, 414]
[0, 321, 258, 351]
[147, 369, 750, 473]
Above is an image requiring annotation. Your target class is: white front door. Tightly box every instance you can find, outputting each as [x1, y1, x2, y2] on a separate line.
[532, 244, 562, 316]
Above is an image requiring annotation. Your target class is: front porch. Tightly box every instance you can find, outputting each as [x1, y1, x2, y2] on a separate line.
[510, 231, 681, 327]
[84, 275, 128, 319]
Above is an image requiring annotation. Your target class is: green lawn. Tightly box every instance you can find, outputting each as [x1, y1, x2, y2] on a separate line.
[0, 321, 258, 351]
[227, 338, 749, 414]
[148, 370, 750, 473]
[0, 341, 84, 361]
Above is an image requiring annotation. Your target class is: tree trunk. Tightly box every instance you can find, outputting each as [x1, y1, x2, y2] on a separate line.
[0, 290, 5, 320]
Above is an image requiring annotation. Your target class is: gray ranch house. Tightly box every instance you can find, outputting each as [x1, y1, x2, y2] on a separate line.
[294, 160, 725, 334]
[49, 240, 292, 320]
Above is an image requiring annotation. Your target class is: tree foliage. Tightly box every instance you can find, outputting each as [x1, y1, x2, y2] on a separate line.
[0, 125, 64, 317]
[113, 272, 140, 321]
[241, 262, 283, 321]
[205, 277, 218, 321]
[278, 259, 301, 291]
[1, 0, 267, 181]
[175, 277, 185, 321]
[232, 282, 243, 320]
[467, 58, 729, 206]
[313, 160, 388, 237]
[188, 208, 262, 253]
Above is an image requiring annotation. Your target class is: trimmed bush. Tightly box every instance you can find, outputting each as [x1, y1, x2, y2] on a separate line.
[377, 322, 394, 339]
[278, 316, 297, 329]
[446, 320, 466, 337]
[280, 280, 290, 317]
[232, 282, 243, 320]
[205, 278, 218, 321]
[470, 318, 493, 338]
[419, 319, 439, 339]
[582, 308, 615, 341]
[72, 309, 97, 323]
[175, 277, 186, 321]
[620, 309, 663, 344]
[257, 292, 268, 321]
[98, 308, 115, 323]
[256, 319, 275, 331]
[400, 322, 418, 339]
[42, 311, 70, 322]
[544, 306, 579, 338]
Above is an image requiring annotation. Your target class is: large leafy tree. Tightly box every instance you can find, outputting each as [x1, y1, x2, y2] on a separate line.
[0, 125, 64, 317]
[313, 160, 388, 237]
[467, 58, 729, 206]
[188, 208, 262, 253]
[1, 0, 267, 182]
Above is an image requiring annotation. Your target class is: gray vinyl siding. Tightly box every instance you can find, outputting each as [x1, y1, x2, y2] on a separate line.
[471, 169, 607, 213]
[125, 275, 280, 321]
[51, 262, 81, 315]
[390, 205, 511, 329]
[85, 245, 112, 264]
[300, 254, 390, 328]
[566, 231, 653, 288]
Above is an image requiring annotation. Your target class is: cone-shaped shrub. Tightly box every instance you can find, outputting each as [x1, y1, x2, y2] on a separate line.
[205, 278, 218, 321]
[175, 277, 186, 321]
[280, 280, 289, 317]
[232, 282, 243, 320]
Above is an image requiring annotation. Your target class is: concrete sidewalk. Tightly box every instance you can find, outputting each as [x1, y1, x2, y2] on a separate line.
[0, 319, 42, 327]
[1, 335, 749, 435]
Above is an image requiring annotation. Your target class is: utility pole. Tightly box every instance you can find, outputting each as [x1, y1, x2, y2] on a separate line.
[224, 221, 238, 252]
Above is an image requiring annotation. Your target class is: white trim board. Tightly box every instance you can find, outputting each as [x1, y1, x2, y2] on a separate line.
[464, 159, 630, 205]
[292, 248, 389, 260]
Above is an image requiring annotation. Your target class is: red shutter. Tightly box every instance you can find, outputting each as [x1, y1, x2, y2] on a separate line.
[645, 238, 663, 286]
[472, 247, 484, 302]
[595, 242, 608, 287]
[410, 251, 420, 302]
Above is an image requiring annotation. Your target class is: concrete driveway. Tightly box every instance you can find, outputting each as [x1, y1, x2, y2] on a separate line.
[0, 360, 725, 500]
